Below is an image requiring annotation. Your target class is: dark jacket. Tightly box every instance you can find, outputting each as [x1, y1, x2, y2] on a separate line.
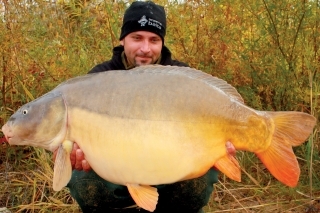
[68, 45, 218, 213]
[88, 45, 188, 73]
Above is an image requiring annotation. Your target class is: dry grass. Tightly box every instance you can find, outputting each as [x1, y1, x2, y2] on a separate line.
[0, 145, 80, 213]
[206, 181, 320, 212]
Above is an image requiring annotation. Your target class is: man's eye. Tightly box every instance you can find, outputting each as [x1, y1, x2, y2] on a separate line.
[151, 38, 160, 43]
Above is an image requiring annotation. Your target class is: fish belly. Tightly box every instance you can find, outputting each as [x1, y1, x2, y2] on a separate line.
[67, 107, 227, 185]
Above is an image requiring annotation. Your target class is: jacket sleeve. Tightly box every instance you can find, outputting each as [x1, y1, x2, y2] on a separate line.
[88, 59, 126, 74]
[170, 60, 189, 67]
[88, 62, 113, 74]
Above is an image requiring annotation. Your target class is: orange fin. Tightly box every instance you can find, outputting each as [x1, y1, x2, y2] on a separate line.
[214, 154, 241, 182]
[126, 183, 158, 212]
[256, 142, 299, 187]
[257, 111, 316, 187]
[267, 111, 316, 146]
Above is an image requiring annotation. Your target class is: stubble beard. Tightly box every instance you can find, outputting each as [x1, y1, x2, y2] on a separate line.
[134, 55, 154, 66]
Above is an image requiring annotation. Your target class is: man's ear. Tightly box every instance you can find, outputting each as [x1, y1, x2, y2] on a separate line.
[120, 40, 124, 46]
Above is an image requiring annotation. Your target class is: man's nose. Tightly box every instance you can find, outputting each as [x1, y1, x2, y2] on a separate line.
[140, 40, 150, 52]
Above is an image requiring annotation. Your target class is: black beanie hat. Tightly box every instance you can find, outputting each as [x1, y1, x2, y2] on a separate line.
[119, 1, 166, 41]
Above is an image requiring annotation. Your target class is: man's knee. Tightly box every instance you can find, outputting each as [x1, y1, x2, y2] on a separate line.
[67, 170, 135, 212]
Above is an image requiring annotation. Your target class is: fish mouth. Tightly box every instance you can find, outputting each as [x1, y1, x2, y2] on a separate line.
[3, 134, 16, 145]
[3, 134, 12, 144]
[1, 124, 13, 144]
[5, 136, 11, 143]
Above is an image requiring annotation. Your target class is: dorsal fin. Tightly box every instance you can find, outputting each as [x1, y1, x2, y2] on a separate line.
[131, 65, 244, 103]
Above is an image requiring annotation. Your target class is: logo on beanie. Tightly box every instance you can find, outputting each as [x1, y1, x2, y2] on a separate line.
[138, 15, 148, 26]
[138, 15, 162, 30]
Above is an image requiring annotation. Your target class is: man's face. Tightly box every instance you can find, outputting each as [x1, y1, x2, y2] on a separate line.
[120, 31, 162, 67]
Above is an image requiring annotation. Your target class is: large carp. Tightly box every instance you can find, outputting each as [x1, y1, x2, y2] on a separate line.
[1, 65, 316, 212]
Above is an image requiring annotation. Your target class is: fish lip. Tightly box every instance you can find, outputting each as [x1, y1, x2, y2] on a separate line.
[1, 125, 13, 144]
[4, 135, 12, 144]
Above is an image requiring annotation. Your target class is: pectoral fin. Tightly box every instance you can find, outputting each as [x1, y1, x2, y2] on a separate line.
[53, 140, 73, 191]
[214, 154, 241, 182]
[126, 183, 158, 212]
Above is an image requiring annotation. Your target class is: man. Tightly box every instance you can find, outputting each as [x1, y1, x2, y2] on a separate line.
[65, 1, 236, 212]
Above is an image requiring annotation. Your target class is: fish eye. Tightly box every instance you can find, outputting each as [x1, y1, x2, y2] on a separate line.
[22, 109, 28, 115]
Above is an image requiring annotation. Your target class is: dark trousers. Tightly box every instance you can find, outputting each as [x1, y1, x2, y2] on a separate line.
[67, 169, 218, 213]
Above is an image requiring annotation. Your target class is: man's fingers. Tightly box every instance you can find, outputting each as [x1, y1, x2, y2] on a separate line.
[82, 160, 91, 172]
[53, 142, 91, 171]
[74, 149, 84, 170]
[74, 143, 80, 150]
[76, 149, 85, 160]
[226, 141, 236, 157]
[70, 144, 77, 167]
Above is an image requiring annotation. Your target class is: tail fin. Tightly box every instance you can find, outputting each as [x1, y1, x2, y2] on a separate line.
[256, 111, 316, 187]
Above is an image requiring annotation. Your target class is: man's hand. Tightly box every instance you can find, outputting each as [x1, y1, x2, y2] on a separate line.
[71, 143, 91, 171]
[211, 141, 236, 171]
[226, 141, 236, 157]
[53, 143, 91, 172]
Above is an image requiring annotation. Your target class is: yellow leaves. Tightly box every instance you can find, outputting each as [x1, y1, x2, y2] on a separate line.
[18, 79, 35, 102]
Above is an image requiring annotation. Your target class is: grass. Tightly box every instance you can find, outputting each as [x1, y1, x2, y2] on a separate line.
[0, 146, 79, 213]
